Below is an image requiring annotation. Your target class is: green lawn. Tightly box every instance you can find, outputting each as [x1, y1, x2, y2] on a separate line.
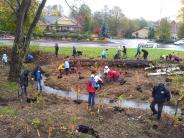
[30, 46, 184, 60]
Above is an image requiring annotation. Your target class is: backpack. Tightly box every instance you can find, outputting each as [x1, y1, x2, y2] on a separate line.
[94, 82, 99, 89]
[154, 85, 168, 102]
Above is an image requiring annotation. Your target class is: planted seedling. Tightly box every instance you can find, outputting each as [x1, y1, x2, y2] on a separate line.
[31, 117, 41, 137]
[69, 116, 78, 133]
[114, 95, 125, 112]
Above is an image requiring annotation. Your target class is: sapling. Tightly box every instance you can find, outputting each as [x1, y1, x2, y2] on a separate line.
[116, 95, 125, 111]
[97, 92, 107, 114]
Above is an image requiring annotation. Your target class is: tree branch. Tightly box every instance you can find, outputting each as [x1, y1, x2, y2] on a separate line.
[16, 0, 21, 7]
[26, 0, 47, 46]
[4, 0, 16, 13]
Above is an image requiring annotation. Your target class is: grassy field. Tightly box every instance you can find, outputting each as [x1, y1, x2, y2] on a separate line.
[1, 44, 184, 60]
[29, 46, 184, 60]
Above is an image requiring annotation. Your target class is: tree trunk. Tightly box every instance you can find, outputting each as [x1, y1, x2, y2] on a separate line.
[8, 0, 47, 81]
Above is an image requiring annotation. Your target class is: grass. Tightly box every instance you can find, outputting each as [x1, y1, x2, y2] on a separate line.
[29, 45, 184, 60]
[0, 107, 17, 116]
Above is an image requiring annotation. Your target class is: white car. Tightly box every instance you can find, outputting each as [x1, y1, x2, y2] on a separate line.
[140, 41, 158, 48]
[174, 39, 184, 45]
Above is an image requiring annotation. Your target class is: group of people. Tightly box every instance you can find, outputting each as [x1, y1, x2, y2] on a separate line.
[87, 65, 125, 110]
[86, 64, 171, 120]
[20, 65, 43, 98]
[58, 60, 70, 78]
[160, 52, 182, 62]
[101, 44, 148, 60]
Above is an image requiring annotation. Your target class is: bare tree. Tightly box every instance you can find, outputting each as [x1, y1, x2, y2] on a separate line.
[4, 0, 47, 81]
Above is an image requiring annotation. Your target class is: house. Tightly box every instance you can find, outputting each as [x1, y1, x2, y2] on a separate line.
[132, 27, 149, 39]
[41, 16, 81, 33]
[170, 21, 178, 40]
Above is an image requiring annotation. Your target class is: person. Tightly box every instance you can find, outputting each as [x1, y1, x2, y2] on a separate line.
[72, 46, 77, 57]
[94, 74, 103, 89]
[101, 49, 108, 59]
[26, 53, 33, 63]
[142, 49, 148, 60]
[55, 43, 59, 57]
[104, 66, 110, 79]
[86, 74, 96, 110]
[2, 53, 8, 65]
[122, 46, 127, 58]
[150, 83, 170, 120]
[33, 65, 43, 92]
[64, 60, 70, 75]
[117, 46, 121, 59]
[20, 70, 29, 98]
[58, 63, 65, 78]
[135, 43, 141, 59]
[108, 70, 120, 82]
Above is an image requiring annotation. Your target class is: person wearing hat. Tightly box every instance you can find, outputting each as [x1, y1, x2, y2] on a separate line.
[104, 66, 110, 80]
[94, 73, 103, 89]
[150, 83, 170, 120]
[86, 74, 96, 109]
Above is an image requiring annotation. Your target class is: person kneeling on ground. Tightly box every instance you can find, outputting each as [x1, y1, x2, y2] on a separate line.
[20, 70, 29, 99]
[25, 53, 33, 63]
[58, 63, 64, 78]
[87, 74, 96, 110]
[104, 66, 110, 80]
[150, 83, 170, 120]
[64, 60, 70, 75]
[108, 70, 120, 82]
[94, 74, 103, 89]
[142, 49, 148, 60]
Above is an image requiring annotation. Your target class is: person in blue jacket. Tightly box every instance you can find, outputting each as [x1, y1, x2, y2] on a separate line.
[33, 65, 43, 92]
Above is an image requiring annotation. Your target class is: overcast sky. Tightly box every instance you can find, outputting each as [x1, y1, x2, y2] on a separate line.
[46, 0, 181, 21]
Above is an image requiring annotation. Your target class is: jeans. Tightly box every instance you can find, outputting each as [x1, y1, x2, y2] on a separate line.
[88, 92, 95, 106]
[36, 79, 42, 92]
[135, 51, 141, 58]
[102, 55, 106, 59]
[150, 100, 164, 120]
[21, 85, 27, 97]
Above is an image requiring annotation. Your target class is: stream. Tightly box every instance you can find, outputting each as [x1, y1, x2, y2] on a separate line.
[42, 82, 182, 117]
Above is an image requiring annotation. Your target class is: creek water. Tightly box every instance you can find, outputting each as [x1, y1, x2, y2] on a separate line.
[42, 83, 182, 116]
[1, 39, 184, 51]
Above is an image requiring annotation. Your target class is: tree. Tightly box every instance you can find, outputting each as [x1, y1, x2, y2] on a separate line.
[4, 0, 47, 81]
[43, 4, 63, 16]
[177, 0, 184, 38]
[148, 27, 155, 39]
[108, 6, 125, 36]
[156, 18, 171, 42]
[100, 22, 109, 38]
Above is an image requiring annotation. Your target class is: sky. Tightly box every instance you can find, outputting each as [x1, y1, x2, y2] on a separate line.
[46, 0, 181, 21]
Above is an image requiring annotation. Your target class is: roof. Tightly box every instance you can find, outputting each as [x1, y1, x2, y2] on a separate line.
[43, 16, 79, 27]
[43, 16, 60, 24]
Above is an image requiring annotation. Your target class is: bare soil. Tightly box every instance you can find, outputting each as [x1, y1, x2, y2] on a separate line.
[43, 55, 183, 106]
[0, 54, 184, 138]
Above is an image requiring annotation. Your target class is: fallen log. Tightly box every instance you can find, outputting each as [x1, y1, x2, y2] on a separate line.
[70, 58, 152, 68]
[147, 71, 184, 76]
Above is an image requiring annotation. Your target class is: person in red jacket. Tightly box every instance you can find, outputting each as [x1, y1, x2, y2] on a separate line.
[87, 74, 96, 109]
[108, 70, 120, 81]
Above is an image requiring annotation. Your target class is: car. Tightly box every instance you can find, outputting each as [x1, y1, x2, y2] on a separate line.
[140, 41, 158, 48]
[174, 39, 184, 45]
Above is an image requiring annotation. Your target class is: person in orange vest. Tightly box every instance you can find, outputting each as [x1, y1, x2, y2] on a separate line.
[86, 74, 97, 109]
